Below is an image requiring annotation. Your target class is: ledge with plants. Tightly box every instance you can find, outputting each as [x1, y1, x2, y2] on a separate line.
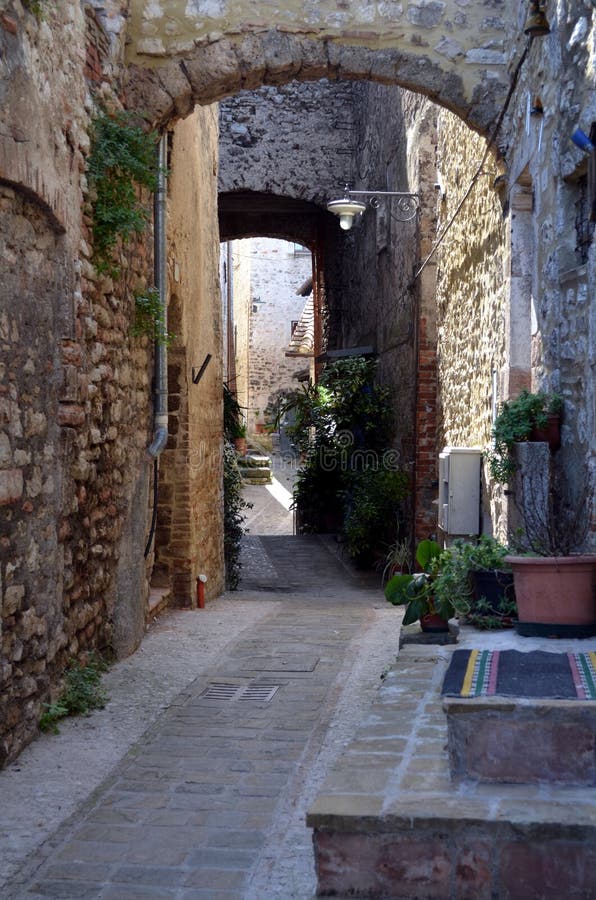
[487, 389, 563, 484]
[452, 536, 516, 630]
[384, 536, 518, 633]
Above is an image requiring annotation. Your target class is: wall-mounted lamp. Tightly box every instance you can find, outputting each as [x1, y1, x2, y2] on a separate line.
[327, 185, 419, 231]
[326, 194, 367, 230]
[571, 127, 595, 154]
[524, 0, 550, 37]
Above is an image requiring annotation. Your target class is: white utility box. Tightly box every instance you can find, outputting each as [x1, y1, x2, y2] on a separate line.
[438, 447, 482, 538]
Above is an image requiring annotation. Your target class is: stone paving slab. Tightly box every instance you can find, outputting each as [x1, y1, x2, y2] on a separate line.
[3, 536, 400, 900]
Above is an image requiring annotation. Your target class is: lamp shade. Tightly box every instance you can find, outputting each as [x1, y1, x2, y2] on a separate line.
[524, 1, 550, 36]
[326, 198, 367, 230]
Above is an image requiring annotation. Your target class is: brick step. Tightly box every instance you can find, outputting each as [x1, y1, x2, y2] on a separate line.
[307, 643, 596, 899]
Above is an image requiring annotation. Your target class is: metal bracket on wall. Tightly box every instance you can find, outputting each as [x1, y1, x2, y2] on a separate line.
[192, 353, 212, 385]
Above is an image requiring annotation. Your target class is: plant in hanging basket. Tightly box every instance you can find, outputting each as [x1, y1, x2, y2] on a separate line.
[487, 390, 563, 483]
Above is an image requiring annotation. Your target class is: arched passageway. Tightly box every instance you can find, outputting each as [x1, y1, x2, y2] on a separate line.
[1, 0, 594, 771]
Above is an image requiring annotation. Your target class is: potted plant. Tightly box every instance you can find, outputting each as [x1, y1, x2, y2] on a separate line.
[455, 536, 517, 629]
[505, 464, 596, 637]
[487, 389, 563, 483]
[381, 536, 412, 585]
[223, 384, 248, 454]
[384, 539, 457, 632]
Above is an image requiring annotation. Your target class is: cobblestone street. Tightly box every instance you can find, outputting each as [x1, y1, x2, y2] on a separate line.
[1, 472, 400, 900]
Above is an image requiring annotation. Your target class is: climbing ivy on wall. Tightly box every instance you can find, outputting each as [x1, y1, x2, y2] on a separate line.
[131, 287, 175, 347]
[23, 0, 49, 15]
[87, 110, 159, 274]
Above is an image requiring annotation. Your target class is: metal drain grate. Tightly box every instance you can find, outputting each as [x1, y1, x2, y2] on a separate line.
[239, 683, 279, 702]
[200, 682, 279, 703]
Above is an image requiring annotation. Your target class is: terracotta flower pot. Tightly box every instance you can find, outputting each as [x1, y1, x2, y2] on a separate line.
[528, 413, 561, 452]
[420, 612, 450, 633]
[505, 554, 596, 638]
[234, 437, 247, 455]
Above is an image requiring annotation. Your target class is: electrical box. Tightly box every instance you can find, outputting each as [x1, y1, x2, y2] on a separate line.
[438, 447, 482, 538]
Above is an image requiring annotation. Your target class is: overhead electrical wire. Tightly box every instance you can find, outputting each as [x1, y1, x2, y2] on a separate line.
[409, 37, 532, 288]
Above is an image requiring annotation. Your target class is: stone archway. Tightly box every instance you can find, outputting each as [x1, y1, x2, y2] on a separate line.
[126, 2, 515, 134]
[119, 5, 515, 587]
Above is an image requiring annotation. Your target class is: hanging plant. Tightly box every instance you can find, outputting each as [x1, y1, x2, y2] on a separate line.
[87, 110, 159, 274]
[131, 287, 175, 347]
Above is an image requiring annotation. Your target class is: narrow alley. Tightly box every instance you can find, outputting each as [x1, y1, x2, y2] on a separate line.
[0, 476, 400, 900]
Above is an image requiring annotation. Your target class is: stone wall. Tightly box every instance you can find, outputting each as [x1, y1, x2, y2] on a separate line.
[219, 81, 357, 208]
[0, 2, 160, 763]
[326, 83, 439, 539]
[433, 1, 596, 544]
[434, 110, 508, 535]
[504, 3, 596, 544]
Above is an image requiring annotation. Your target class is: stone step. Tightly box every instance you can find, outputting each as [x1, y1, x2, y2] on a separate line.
[146, 586, 171, 621]
[307, 643, 596, 899]
[239, 453, 271, 468]
[239, 466, 272, 484]
[444, 695, 596, 786]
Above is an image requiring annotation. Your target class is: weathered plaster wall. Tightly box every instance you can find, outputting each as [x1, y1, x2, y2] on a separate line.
[221, 241, 251, 418]
[233, 238, 312, 433]
[157, 106, 225, 604]
[125, 0, 514, 132]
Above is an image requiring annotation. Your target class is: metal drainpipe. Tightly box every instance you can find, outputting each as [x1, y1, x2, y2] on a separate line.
[147, 133, 168, 458]
[144, 133, 168, 559]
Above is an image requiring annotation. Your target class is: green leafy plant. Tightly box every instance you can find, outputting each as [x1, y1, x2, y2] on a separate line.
[487, 390, 563, 483]
[466, 593, 518, 630]
[385, 540, 468, 625]
[458, 534, 511, 572]
[87, 110, 159, 274]
[223, 384, 248, 442]
[223, 442, 252, 589]
[287, 357, 406, 554]
[448, 536, 516, 628]
[381, 536, 412, 585]
[23, 0, 49, 16]
[39, 655, 109, 734]
[342, 466, 409, 562]
[131, 287, 174, 346]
